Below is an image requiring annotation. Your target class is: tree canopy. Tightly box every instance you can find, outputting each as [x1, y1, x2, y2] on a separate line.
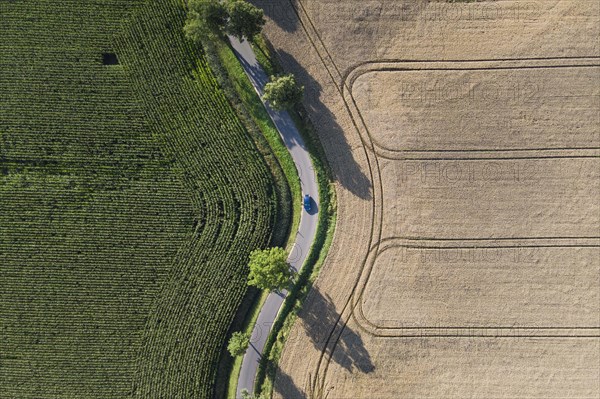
[262, 74, 305, 110]
[190, 1, 228, 30]
[247, 247, 294, 291]
[224, 0, 266, 41]
[227, 331, 251, 357]
[184, 0, 265, 43]
[184, 1, 228, 43]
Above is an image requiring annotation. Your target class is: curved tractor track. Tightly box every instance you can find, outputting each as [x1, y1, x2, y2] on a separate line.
[258, 0, 600, 397]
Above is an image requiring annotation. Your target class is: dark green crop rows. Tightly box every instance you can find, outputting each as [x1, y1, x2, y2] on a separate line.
[0, 0, 283, 398]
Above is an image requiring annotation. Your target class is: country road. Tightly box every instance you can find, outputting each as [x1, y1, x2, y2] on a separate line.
[228, 36, 320, 398]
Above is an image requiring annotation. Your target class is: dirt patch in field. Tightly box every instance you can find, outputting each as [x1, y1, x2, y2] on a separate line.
[352, 62, 600, 152]
[362, 244, 600, 329]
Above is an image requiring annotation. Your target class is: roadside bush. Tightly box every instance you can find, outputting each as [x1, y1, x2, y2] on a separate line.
[263, 74, 305, 110]
[183, 12, 205, 43]
[228, 331, 251, 357]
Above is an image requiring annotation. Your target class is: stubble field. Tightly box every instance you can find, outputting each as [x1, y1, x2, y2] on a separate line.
[253, 0, 600, 397]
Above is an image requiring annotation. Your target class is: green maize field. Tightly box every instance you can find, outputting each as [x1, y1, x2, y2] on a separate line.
[0, 0, 286, 397]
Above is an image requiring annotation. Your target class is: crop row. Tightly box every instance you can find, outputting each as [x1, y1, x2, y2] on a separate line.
[0, 0, 280, 398]
[114, 1, 279, 397]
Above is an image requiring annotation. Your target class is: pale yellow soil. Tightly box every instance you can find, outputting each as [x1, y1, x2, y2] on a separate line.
[380, 157, 599, 239]
[323, 329, 600, 399]
[362, 244, 600, 328]
[353, 64, 600, 152]
[254, 0, 600, 397]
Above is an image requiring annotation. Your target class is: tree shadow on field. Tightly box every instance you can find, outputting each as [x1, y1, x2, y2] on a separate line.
[253, 1, 373, 200]
[252, 0, 300, 33]
[279, 49, 372, 199]
[273, 288, 374, 398]
[273, 366, 307, 399]
[303, 288, 374, 373]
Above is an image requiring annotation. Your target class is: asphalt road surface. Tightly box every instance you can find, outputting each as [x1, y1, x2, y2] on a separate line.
[228, 36, 320, 398]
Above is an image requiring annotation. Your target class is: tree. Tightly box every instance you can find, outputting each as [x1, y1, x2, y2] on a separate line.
[247, 247, 294, 291]
[262, 74, 305, 110]
[227, 331, 251, 357]
[184, 1, 228, 43]
[183, 12, 205, 44]
[189, 0, 228, 31]
[225, 0, 266, 41]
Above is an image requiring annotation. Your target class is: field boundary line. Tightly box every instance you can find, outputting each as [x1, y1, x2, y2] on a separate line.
[285, 0, 386, 394]
[343, 58, 600, 157]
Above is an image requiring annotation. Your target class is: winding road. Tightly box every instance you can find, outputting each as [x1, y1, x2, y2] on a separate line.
[228, 36, 320, 398]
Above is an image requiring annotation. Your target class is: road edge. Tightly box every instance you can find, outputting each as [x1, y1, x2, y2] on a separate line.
[228, 34, 336, 399]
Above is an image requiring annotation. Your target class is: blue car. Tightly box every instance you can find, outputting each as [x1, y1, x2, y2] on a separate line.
[303, 194, 311, 212]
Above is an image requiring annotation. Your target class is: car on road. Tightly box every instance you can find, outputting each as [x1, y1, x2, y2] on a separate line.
[303, 194, 312, 212]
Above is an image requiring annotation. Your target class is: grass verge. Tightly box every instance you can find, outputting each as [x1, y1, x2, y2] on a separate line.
[257, 186, 335, 397]
[202, 34, 301, 250]
[249, 35, 338, 398]
[196, 32, 305, 399]
[225, 289, 270, 399]
[198, 32, 299, 398]
[200, 28, 336, 398]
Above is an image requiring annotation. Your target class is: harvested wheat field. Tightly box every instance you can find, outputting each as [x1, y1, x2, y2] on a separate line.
[253, 0, 600, 397]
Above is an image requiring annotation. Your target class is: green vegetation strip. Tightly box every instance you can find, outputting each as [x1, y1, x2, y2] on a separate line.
[198, 25, 335, 398]
[256, 121, 335, 398]
[225, 289, 269, 398]
[206, 35, 305, 399]
[248, 36, 338, 398]
[202, 35, 301, 249]
[193, 29, 304, 399]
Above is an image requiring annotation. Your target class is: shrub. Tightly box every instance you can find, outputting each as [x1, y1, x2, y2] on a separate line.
[228, 331, 251, 357]
[263, 74, 305, 110]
